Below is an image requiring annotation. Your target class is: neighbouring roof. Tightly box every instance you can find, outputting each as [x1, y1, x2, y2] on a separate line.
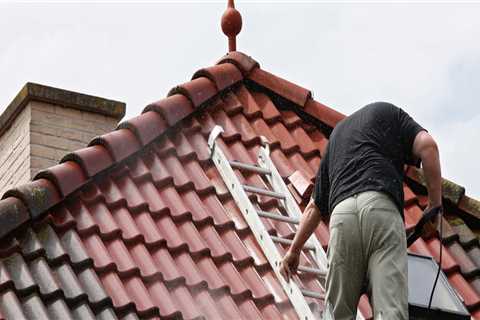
[0, 51, 480, 319]
[0, 82, 126, 138]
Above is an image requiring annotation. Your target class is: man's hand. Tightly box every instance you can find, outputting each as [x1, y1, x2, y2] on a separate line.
[279, 249, 300, 280]
[279, 198, 322, 280]
[421, 205, 442, 239]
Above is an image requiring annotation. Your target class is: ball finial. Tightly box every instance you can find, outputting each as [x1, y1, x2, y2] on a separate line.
[221, 0, 242, 52]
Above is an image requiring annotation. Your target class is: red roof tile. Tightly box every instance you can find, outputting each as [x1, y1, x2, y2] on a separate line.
[216, 51, 259, 76]
[35, 161, 87, 197]
[304, 99, 345, 129]
[61, 145, 114, 178]
[249, 68, 311, 107]
[1, 51, 480, 319]
[192, 63, 243, 91]
[89, 129, 141, 162]
[117, 111, 167, 147]
[0, 198, 29, 239]
[168, 77, 217, 108]
[144, 94, 194, 126]
[2, 179, 61, 219]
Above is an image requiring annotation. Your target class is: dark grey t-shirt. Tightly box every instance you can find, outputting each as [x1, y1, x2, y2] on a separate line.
[313, 102, 425, 218]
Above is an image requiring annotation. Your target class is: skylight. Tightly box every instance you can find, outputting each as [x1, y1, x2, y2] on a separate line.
[408, 253, 469, 320]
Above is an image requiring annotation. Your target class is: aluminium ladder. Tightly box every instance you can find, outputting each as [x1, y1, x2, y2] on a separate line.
[208, 125, 364, 320]
[208, 126, 323, 319]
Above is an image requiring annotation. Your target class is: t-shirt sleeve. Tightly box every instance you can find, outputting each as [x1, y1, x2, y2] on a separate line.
[398, 107, 426, 167]
[313, 144, 330, 215]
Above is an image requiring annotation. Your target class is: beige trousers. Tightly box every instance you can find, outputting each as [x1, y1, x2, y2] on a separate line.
[324, 191, 408, 320]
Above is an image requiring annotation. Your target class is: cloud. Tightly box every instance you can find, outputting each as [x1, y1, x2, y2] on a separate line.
[433, 52, 480, 122]
[435, 112, 480, 198]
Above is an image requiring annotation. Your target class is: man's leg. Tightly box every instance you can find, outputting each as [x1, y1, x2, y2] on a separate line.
[358, 192, 408, 320]
[325, 196, 366, 320]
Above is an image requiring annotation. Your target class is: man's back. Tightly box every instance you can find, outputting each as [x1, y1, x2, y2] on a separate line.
[316, 102, 424, 216]
[281, 101, 441, 320]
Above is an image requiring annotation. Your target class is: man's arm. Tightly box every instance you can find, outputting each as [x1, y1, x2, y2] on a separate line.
[280, 141, 330, 279]
[412, 130, 442, 235]
[279, 197, 323, 279]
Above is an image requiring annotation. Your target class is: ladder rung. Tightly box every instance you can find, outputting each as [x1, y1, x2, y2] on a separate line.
[271, 235, 315, 251]
[257, 210, 300, 224]
[297, 265, 325, 277]
[243, 185, 286, 199]
[300, 288, 324, 300]
[229, 160, 271, 175]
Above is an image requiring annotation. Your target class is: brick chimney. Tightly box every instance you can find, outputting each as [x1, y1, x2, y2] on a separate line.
[0, 83, 126, 197]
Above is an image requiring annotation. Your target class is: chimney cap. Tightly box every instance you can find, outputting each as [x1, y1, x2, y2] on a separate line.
[0, 82, 126, 138]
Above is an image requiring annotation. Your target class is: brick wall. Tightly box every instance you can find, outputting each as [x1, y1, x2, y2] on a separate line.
[0, 83, 125, 197]
[0, 106, 31, 195]
[29, 101, 118, 178]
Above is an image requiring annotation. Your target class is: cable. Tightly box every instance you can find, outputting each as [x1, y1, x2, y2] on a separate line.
[428, 208, 443, 309]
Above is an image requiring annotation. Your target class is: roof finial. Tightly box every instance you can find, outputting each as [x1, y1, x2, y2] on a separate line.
[221, 0, 242, 52]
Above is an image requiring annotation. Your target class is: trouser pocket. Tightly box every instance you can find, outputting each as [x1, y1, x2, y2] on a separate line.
[328, 219, 345, 267]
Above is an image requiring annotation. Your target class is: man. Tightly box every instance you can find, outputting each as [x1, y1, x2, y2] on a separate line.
[280, 102, 442, 319]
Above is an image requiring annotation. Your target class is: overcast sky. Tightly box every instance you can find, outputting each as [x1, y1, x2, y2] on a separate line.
[1, 1, 479, 199]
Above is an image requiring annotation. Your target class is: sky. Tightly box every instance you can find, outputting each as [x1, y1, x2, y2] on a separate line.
[0, 1, 479, 199]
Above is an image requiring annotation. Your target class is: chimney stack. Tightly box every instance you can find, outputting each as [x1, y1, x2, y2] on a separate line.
[0, 82, 125, 197]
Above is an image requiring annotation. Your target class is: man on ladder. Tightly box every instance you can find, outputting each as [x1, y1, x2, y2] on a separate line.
[280, 102, 443, 319]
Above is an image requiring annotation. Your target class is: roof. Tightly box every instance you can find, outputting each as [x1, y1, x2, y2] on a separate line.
[0, 51, 480, 319]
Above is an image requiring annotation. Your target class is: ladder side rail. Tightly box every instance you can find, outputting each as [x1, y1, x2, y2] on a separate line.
[257, 146, 328, 272]
[208, 134, 319, 320]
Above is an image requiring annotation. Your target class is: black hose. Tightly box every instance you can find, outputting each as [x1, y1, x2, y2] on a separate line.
[428, 210, 443, 309]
